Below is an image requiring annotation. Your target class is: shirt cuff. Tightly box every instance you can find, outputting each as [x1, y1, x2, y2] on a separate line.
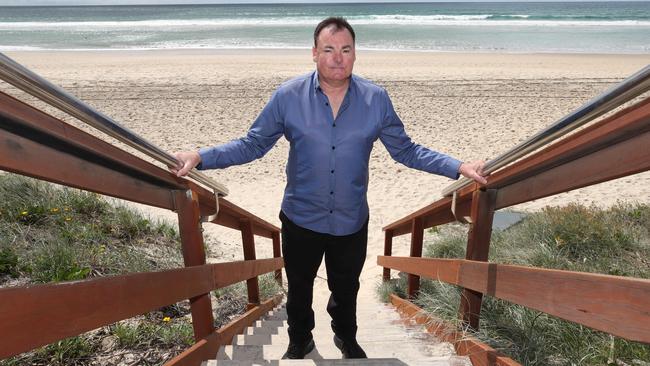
[197, 147, 215, 170]
[447, 158, 463, 180]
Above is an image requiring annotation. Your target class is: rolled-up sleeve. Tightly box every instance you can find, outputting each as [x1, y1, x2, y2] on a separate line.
[378, 89, 461, 179]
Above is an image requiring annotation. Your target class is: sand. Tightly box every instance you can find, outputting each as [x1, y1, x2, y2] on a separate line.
[2, 49, 649, 301]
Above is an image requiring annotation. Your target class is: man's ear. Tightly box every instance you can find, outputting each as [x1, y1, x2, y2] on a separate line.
[312, 47, 317, 63]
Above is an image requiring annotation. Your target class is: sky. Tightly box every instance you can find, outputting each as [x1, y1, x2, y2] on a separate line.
[0, 0, 644, 5]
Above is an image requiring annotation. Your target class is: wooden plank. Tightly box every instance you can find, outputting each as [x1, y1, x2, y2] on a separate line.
[0, 91, 187, 191]
[164, 296, 283, 366]
[272, 231, 283, 285]
[496, 129, 650, 209]
[377, 256, 461, 285]
[408, 218, 425, 298]
[390, 295, 520, 366]
[489, 97, 650, 191]
[0, 266, 213, 359]
[176, 189, 215, 341]
[383, 230, 393, 282]
[459, 189, 497, 330]
[383, 98, 650, 238]
[457, 261, 650, 344]
[380, 256, 650, 343]
[163, 334, 219, 366]
[0, 257, 283, 359]
[211, 197, 279, 239]
[0, 124, 176, 210]
[382, 193, 473, 237]
[212, 258, 284, 289]
[240, 219, 260, 306]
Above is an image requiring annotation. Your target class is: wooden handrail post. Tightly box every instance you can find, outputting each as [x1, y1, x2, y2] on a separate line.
[459, 189, 497, 330]
[240, 218, 261, 307]
[272, 231, 283, 286]
[408, 217, 425, 299]
[175, 189, 215, 341]
[383, 229, 394, 282]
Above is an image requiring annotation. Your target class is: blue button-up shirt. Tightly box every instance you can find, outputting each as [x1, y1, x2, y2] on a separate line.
[198, 71, 461, 236]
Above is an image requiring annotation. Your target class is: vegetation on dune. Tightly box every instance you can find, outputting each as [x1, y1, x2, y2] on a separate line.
[378, 203, 650, 366]
[0, 174, 283, 366]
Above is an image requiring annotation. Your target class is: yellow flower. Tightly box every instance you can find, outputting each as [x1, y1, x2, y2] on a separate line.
[64, 207, 70, 212]
[51, 208, 59, 213]
[65, 217, 72, 222]
[162, 316, 171, 322]
[21, 211, 28, 216]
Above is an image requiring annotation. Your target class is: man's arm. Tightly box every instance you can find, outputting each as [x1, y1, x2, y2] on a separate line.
[378, 89, 488, 184]
[171, 90, 285, 177]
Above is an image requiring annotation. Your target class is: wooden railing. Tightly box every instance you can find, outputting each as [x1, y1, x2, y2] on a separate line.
[0, 89, 284, 365]
[379, 96, 650, 365]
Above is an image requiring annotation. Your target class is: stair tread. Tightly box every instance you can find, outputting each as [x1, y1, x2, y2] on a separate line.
[205, 357, 469, 365]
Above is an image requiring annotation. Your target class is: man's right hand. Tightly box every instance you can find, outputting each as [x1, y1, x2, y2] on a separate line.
[170, 151, 201, 177]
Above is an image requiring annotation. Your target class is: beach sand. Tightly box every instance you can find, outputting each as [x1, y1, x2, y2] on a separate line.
[2, 49, 649, 311]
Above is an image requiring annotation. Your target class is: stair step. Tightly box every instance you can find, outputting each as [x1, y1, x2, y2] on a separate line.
[217, 341, 459, 362]
[235, 331, 432, 346]
[205, 357, 470, 365]
[255, 320, 287, 328]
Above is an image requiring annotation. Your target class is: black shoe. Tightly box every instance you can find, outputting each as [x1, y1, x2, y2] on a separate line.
[282, 338, 315, 359]
[333, 334, 367, 359]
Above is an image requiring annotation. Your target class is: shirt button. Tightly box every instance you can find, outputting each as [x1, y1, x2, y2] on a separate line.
[325, 102, 329, 106]
[331, 170, 334, 173]
[330, 191, 334, 195]
[329, 210, 333, 214]
[333, 124, 337, 127]
[331, 146, 335, 150]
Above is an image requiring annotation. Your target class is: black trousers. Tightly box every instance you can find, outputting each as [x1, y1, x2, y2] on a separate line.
[280, 211, 368, 344]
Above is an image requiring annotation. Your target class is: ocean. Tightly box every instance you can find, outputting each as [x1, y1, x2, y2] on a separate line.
[0, 2, 649, 53]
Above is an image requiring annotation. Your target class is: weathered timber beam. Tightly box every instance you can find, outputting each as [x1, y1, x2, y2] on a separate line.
[0, 91, 187, 190]
[0, 123, 176, 209]
[382, 192, 473, 236]
[488, 97, 650, 191]
[378, 256, 650, 344]
[495, 127, 650, 209]
[0, 258, 284, 358]
[377, 256, 461, 285]
[382, 98, 650, 237]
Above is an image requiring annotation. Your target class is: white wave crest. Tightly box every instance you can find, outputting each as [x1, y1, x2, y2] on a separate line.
[0, 15, 648, 30]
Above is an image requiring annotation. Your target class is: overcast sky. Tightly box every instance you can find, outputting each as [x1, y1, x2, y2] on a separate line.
[0, 0, 645, 5]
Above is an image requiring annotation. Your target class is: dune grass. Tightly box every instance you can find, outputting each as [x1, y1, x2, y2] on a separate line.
[378, 203, 650, 365]
[0, 174, 283, 366]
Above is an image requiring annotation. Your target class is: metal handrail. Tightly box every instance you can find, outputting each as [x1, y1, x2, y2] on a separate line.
[0, 52, 228, 198]
[442, 64, 650, 197]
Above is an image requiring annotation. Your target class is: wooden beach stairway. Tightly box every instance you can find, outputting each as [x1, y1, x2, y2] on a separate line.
[207, 296, 471, 366]
[0, 53, 649, 366]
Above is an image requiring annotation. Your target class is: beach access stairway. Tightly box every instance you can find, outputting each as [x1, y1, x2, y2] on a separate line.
[1, 52, 649, 366]
[207, 297, 471, 366]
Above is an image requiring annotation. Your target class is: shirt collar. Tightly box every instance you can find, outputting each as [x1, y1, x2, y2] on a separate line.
[313, 70, 355, 93]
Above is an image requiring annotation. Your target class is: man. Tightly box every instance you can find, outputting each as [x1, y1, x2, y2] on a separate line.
[171, 17, 488, 360]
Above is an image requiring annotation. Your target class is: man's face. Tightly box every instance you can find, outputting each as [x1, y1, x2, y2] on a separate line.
[312, 26, 356, 84]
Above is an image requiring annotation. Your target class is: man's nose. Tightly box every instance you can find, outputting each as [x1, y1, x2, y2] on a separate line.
[333, 52, 342, 63]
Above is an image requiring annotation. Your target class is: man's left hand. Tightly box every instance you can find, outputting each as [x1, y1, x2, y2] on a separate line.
[459, 160, 489, 185]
